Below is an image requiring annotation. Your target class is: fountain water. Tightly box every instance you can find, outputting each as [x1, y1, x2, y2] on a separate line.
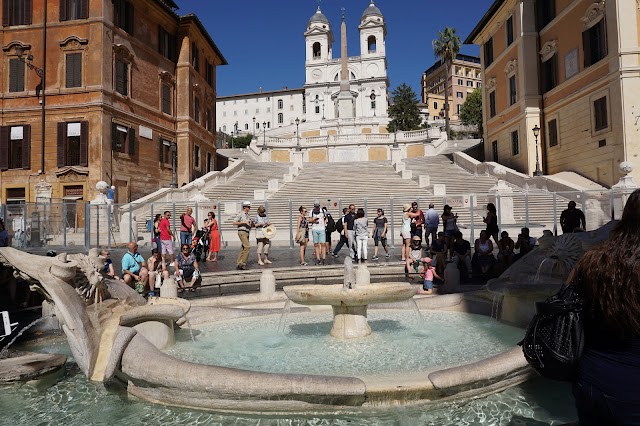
[0, 315, 55, 359]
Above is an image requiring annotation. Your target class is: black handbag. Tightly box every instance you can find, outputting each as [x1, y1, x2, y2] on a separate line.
[519, 283, 585, 382]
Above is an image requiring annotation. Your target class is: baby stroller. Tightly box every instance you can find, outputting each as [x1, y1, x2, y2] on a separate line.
[191, 227, 210, 261]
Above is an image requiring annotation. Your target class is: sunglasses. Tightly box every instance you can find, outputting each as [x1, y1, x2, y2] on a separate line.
[181, 247, 189, 251]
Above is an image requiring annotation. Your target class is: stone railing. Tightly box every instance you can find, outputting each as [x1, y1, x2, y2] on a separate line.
[263, 128, 441, 149]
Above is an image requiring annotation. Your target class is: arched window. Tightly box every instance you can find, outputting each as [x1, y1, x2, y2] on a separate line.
[244, 123, 248, 130]
[223, 125, 226, 132]
[367, 36, 377, 53]
[278, 113, 283, 124]
[312, 42, 321, 59]
[277, 99, 283, 109]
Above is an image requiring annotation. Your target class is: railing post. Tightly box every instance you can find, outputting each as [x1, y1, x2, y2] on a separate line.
[288, 199, 293, 249]
[469, 194, 475, 244]
[195, 202, 199, 232]
[610, 189, 615, 221]
[108, 204, 112, 251]
[338, 198, 342, 217]
[364, 198, 368, 217]
[43, 202, 48, 247]
[128, 203, 133, 243]
[496, 193, 502, 234]
[580, 191, 586, 230]
[525, 193, 529, 229]
[62, 202, 67, 248]
[149, 203, 154, 249]
[172, 202, 177, 250]
[97, 205, 101, 248]
[84, 202, 90, 249]
[553, 192, 558, 236]
[389, 197, 395, 249]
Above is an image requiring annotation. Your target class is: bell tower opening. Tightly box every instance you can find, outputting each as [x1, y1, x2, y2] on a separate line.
[367, 36, 377, 53]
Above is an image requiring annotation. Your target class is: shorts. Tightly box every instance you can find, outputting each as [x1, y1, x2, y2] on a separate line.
[160, 239, 174, 255]
[445, 229, 457, 237]
[373, 236, 387, 247]
[423, 280, 433, 291]
[401, 231, 411, 240]
[312, 229, 326, 244]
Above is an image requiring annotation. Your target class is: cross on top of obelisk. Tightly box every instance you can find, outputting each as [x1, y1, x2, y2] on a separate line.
[341, 6, 345, 21]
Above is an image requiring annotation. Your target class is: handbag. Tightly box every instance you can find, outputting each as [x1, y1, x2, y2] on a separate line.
[519, 283, 584, 382]
[294, 229, 305, 244]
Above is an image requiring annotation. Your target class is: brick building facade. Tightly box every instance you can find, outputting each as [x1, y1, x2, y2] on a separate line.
[0, 0, 226, 208]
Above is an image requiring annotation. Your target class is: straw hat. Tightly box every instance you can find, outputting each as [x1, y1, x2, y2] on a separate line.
[264, 225, 277, 239]
[403, 203, 412, 212]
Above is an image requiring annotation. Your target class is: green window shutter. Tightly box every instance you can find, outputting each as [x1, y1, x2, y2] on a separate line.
[57, 122, 67, 167]
[127, 127, 136, 155]
[79, 121, 88, 166]
[21, 125, 30, 169]
[0, 126, 9, 170]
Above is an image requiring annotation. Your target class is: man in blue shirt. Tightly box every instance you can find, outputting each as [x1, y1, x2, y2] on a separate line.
[121, 241, 149, 292]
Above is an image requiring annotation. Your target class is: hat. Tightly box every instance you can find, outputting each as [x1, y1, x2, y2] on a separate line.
[313, 200, 320, 207]
[411, 235, 421, 241]
[403, 203, 412, 212]
[242, 201, 251, 207]
[264, 225, 277, 239]
[444, 204, 452, 210]
[421, 257, 432, 263]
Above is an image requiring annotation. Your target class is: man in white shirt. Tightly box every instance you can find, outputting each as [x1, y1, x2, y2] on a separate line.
[425, 203, 440, 247]
[310, 200, 327, 265]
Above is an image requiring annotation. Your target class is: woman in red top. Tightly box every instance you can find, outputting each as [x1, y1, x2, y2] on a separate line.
[206, 211, 221, 262]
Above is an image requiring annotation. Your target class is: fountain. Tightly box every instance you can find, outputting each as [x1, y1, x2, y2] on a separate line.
[283, 259, 416, 339]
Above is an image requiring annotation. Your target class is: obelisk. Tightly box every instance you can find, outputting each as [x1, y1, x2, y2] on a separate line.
[336, 7, 355, 119]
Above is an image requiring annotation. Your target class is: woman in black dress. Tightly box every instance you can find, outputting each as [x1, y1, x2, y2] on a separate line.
[483, 203, 499, 245]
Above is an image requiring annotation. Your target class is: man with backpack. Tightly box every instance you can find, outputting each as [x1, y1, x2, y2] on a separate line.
[331, 207, 348, 257]
[323, 207, 336, 253]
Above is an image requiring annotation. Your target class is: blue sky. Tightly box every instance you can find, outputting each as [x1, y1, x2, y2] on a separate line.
[182, 0, 494, 97]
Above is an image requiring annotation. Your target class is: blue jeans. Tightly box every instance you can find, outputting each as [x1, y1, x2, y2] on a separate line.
[180, 231, 192, 246]
[333, 234, 348, 255]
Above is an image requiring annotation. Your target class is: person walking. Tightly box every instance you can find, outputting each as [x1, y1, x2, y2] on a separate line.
[152, 214, 162, 250]
[424, 203, 439, 247]
[179, 207, 196, 246]
[331, 208, 349, 257]
[158, 210, 176, 265]
[442, 205, 458, 259]
[233, 201, 253, 270]
[560, 201, 586, 234]
[372, 208, 389, 260]
[345, 204, 357, 260]
[205, 211, 221, 262]
[484, 203, 499, 245]
[410, 201, 425, 241]
[254, 206, 272, 266]
[354, 208, 369, 263]
[296, 206, 309, 265]
[310, 201, 327, 265]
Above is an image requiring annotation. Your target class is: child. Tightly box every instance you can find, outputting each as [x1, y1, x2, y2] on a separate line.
[418, 257, 442, 295]
[405, 235, 423, 279]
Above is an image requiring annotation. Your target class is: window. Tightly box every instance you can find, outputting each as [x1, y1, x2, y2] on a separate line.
[315, 105, 320, 114]
[536, 0, 556, 31]
[158, 138, 174, 164]
[277, 99, 283, 109]
[484, 38, 494, 67]
[191, 42, 199, 71]
[194, 145, 200, 168]
[65, 52, 82, 88]
[489, 91, 496, 118]
[194, 97, 201, 123]
[5, 187, 25, 204]
[244, 109, 248, 115]
[161, 83, 172, 114]
[457, 104, 462, 114]
[8, 58, 24, 92]
[367, 36, 377, 53]
[60, 0, 88, 21]
[506, 16, 514, 46]
[205, 61, 214, 86]
[456, 92, 463, 98]
[457, 79, 463, 85]
[222, 125, 226, 132]
[244, 123, 248, 130]
[492, 140, 499, 162]
[477, 82, 482, 88]
[541, 56, 557, 93]
[312, 42, 321, 59]
[2, 0, 32, 26]
[233, 111, 237, 116]
[511, 130, 519, 156]
[158, 26, 176, 61]
[56, 122, 88, 167]
[583, 19, 607, 68]
[267, 121, 271, 128]
[267, 107, 271, 113]
[466, 81, 473, 87]
[277, 113, 283, 124]
[433, 102, 438, 109]
[593, 96, 608, 132]
[508, 75, 517, 106]
[207, 152, 212, 172]
[206, 109, 212, 131]
[256, 122, 259, 129]
[115, 58, 129, 96]
[0, 125, 30, 170]
[548, 119, 558, 147]
[113, 0, 134, 34]
[111, 123, 136, 155]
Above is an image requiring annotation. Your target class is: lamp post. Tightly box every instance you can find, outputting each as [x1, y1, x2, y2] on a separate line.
[370, 92, 376, 117]
[322, 103, 325, 120]
[230, 131, 234, 149]
[15, 45, 45, 174]
[295, 117, 301, 151]
[532, 124, 542, 176]
[393, 122, 398, 148]
[252, 116, 256, 135]
[170, 143, 178, 188]
[262, 121, 267, 148]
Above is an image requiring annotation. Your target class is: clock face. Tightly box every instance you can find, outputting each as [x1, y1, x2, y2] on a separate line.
[312, 69, 322, 80]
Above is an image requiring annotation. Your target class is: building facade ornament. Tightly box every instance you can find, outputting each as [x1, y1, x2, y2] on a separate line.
[59, 36, 89, 51]
[159, 71, 174, 85]
[2, 41, 32, 54]
[486, 77, 497, 90]
[112, 44, 134, 62]
[581, 1, 606, 30]
[539, 40, 557, 62]
[504, 59, 517, 76]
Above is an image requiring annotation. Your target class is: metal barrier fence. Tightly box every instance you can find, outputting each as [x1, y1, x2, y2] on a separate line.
[0, 188, 634, 250]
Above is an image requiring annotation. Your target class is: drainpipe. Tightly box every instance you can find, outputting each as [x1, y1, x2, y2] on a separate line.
[536, 19, 548, 175]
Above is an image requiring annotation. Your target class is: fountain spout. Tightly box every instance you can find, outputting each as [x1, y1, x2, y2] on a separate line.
[343, 257, 355, 289]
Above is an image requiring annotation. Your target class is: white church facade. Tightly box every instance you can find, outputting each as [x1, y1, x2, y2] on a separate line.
[216, 2, 390, 137]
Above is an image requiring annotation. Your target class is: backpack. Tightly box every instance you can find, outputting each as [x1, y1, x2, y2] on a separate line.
[326, 214, 336, 234]
[145, 219, 153, 232]
[335, 217, 344, 233]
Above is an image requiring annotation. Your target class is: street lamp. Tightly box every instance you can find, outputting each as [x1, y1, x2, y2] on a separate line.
[393, 122, 398, 148]
[262, 121, 267, 148]
[322, 103, 325, 120]
[295, 117, 301, 151]
[532, 124, 542, 176]
[252, 116, 256, 135]
[230, 131, 234, 149]
[370, 92, 376, 116]
[15, 45, 45, 174]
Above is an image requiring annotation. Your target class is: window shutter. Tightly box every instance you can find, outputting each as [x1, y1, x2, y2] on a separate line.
[9, 59, 24, 92]
[127, 127, 135, 155]
[116, 60, 126, 95]
[169, 33, 176, 62]
[72, 53, 82, 87]
[79, 0, 89, 19]
[159, 138, 164, 162]
[65, 54, 74, 88]
[21, 125, 30, 169]
[24, 0, 32, 25]
[126, 1, 134, 34]
[2, 0, 9, 26]
[158, 25, 164, 56]
[0, 126, 9, 170]
[111, 122, 118, 151]
[582, 30, 591, 67]
[60, 0, 67, 20]
[79, 121, 88, 166]
[57, 122, 67, 167]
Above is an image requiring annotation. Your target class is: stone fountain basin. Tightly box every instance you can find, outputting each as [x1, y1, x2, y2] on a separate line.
[283, 283, 416, 306]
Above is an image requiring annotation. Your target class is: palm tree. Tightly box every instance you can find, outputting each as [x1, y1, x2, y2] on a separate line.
[433, 27, 461, 140]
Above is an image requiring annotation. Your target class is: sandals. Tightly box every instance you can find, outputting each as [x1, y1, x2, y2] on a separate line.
[188, 287, 196, 292]
[177, 288, 184, 293]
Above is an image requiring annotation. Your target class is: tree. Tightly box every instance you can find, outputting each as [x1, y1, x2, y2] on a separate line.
[387, 83, 422, 132]
[433, 27, 461, 140]
[230, 133, 253, 148]
[459, 88, 483, 136]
